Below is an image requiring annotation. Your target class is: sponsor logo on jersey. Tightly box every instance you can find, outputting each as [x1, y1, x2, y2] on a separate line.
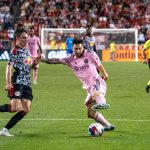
[14, 91, 21, 96]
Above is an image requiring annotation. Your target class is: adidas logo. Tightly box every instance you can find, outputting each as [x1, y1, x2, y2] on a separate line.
[0, 50, 9, 60]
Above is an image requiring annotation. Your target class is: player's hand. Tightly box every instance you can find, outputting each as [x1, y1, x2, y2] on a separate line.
[143, 59, 147, 64]
[41, 57, 46, 63]
[102, 72, 108, 81]
[34, 56, 41, 65]
[41, 53, 45, 59]
[5, 84, 13, 91]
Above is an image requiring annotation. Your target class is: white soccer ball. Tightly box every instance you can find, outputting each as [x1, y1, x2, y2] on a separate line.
[88, 123, 104, 136]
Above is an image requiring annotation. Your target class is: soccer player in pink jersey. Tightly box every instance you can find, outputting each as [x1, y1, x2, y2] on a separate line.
[41, 38, 115, 131]
[26, 27, 44, 84]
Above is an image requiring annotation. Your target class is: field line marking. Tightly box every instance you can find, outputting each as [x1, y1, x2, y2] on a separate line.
[0, 118, 150, 122]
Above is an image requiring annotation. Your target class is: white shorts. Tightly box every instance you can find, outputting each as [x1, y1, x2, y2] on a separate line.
[84, 77, 107, 105]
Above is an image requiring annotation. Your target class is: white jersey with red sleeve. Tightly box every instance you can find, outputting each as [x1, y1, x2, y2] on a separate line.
[59, 50, 102, 89]
[26, 35, 40, 58]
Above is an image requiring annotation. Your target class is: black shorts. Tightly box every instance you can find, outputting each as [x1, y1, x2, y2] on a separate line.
[8, 84, 33, 101]
[148, 59, 150, 69]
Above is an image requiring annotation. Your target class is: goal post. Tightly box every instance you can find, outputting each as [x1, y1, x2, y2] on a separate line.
[41, 28, 139, 62]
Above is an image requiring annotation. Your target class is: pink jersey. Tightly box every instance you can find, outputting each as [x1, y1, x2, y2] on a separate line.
[26, 35, 40, 58]
[59, 51, 102, 89]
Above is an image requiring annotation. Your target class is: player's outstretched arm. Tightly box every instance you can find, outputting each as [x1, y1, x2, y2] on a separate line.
[41, 58, 62, 64]
[5, 64, 13, 90]
[98, 64, 108, 81]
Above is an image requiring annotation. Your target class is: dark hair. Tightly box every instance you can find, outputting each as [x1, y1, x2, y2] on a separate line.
[15, 28, 28, 37]
[29, 26, 34, 30]
[73, 38, 83, 45]
[86, 25, 92, 28]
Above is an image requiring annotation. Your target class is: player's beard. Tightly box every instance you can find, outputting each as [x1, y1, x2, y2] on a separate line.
[75, 50, 84, 58]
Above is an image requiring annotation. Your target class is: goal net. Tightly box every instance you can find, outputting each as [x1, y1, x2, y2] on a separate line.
[41, 28, 138, 62]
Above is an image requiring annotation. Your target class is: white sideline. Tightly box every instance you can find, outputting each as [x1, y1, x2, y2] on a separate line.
[0, 118, 149, 122]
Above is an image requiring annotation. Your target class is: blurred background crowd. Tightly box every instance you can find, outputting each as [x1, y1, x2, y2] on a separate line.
[0, 0, 150, 49]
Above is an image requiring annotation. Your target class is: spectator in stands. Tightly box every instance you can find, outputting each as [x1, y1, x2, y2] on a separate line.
[0, 0, 149, 45]
[0, 41, 4, 50]
[138, 31, 145, 45]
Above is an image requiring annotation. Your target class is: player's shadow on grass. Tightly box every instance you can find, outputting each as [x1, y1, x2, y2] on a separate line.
[18, 133, 42, 138]
[69, 135, 97, 139]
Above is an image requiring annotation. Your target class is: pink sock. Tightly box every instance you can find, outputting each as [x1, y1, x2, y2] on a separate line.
[94, 112, 111, 127]
[95, 94, 106, 105]
[33, 69, 38, 82]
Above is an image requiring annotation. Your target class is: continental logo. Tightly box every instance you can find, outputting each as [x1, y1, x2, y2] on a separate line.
[115, 50, 143, 60]
[102, 50, 143, 62]
[115, 50, 135, 59]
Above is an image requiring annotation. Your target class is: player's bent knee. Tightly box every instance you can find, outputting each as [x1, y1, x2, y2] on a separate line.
[10, 107, 21, 112]
[33, 64, 38, 70]
[34, 66, 38, 70]
[92, 91, 100, 100]
[22, 107, 30, 113]
[10, 109, 17, 113]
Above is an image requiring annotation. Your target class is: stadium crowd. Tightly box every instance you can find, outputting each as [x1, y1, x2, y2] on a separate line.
[0, 0, 150, 46]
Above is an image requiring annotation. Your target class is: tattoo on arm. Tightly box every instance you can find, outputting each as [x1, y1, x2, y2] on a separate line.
[41, 58, 61, 64]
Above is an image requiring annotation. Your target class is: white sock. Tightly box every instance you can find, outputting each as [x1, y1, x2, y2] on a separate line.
[3, 127, 8, 132]
[94, 112, 111, 127]
[95, 94, 106, 105]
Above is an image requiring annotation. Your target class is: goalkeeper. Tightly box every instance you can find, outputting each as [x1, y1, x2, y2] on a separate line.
[142, 32, 150, 93]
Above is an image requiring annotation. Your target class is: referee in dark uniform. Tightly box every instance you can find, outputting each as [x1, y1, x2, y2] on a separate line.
[0, 28, 40, 136]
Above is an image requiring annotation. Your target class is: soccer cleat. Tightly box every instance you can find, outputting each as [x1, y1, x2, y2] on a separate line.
[104, 125, 115, 131]
[146, 85, 150, 93]
[0, 128, 14, 137]
[33, 81, 37, 85]
[92, 103, 110, 110]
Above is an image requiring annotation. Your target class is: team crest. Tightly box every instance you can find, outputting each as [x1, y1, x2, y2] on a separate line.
[84, 59, 88, 63]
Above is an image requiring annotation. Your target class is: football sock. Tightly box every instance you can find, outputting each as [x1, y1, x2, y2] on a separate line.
[33, 69, 38, 83]
[94, 94, 106, 105]
[94, 112, 111, 127]
[0, 104, 11, 112]
[147, 80, 150, 86]
[5, 110, 27, 130]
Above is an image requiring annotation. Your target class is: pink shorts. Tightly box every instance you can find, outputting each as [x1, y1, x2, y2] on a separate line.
[84, 77, 107, 105]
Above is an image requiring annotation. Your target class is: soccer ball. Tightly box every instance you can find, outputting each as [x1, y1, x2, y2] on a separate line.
[88, 123, 104, 136]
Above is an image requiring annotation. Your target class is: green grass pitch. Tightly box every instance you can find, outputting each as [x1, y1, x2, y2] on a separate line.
[0, 61, 150, 150]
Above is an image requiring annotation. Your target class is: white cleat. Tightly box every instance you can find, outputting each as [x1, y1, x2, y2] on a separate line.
[0, 128, 14, 137]
[33, 81, 37, 85]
